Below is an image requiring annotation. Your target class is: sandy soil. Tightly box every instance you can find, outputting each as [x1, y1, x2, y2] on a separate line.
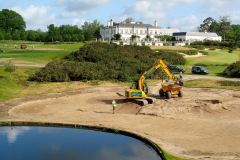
[0, 58, 45, 67]
[1, 84, 240, 160]
[180, 52, 206, 58]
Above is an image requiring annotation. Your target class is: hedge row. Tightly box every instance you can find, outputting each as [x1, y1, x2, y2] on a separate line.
[191, 41, 240, 49]
[30, 43, 186, 82]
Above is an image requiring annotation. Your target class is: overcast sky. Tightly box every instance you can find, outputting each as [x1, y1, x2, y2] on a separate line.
[1, 0, 240, 31]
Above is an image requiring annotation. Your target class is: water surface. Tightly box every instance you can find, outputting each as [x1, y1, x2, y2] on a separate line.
[0, 126, 162, 160]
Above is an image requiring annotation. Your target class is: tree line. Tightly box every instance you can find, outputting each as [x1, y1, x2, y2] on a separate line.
[198, 16, 240, 41]
[1, 8, 240, 43]
[0, 9, 102, 42]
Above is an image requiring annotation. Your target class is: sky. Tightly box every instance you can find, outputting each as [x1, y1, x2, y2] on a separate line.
[0, 0, 240, 31]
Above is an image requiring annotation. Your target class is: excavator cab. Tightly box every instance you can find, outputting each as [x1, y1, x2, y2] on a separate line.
[126, 81, 148, 99]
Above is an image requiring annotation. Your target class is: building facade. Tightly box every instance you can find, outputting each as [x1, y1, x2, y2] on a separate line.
[100, 20, 179, 42]
[173, 32, 222, 42]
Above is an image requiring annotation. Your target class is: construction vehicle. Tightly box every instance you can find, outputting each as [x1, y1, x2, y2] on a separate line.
[125, 58, 183, 106]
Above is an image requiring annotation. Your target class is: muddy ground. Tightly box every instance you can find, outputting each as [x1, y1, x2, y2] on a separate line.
[1, 84, 240, 160]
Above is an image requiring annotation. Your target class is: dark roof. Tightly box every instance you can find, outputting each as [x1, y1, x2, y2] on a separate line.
[173, 32, 219, 37]
[101, 22, 159, 29]
[115, 23, 158, 28]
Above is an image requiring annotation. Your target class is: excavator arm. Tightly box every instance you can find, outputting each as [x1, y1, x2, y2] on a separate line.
[126, 58, 183, 104]
[137, 59, 176, 91]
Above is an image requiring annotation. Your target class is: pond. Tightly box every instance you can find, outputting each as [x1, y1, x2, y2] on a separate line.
[0, 126, 162, 160]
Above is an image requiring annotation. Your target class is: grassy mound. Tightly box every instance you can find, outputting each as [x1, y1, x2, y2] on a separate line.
[30, 42, 185, 82]
[222, 61, 240, 78]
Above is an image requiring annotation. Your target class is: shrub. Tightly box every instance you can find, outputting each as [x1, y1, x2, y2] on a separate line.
[4, 62, 16, 74]
[191, 45, 205, 50]
[199, 51, 209, 55]
[30, 42, 186, 82]
[154, 51, 186, 65]
[0, 49, 3, 53]
[191, 41, 240, 50]
[184, 50, 198, 55]
[222, 61, 240, 78]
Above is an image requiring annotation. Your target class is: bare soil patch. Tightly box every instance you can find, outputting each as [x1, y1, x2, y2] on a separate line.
[1, 84, 240, 160]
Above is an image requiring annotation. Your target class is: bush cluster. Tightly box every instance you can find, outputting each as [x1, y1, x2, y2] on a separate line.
[191, 41, 240, 49]
[30, 43, 186, 82]
[183, 50, 198, 55]
[222, 61, 240, 78]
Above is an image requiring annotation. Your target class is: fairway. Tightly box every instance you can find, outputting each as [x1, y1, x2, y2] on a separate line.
[0, 42, 84, 64]
[0, 50, 69, 63]
[184, 49, 240, 75]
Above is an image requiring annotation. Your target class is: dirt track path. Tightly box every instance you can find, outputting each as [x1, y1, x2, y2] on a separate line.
[1, 85, 240, 160]
[0, 58, 45, 68]
[183, 74, 240, 81]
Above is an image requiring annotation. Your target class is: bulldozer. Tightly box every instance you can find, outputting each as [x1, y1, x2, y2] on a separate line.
[125, 58, 183, 106]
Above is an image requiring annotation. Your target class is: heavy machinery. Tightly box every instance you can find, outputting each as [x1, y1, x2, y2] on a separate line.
[125, 58, 183, 106]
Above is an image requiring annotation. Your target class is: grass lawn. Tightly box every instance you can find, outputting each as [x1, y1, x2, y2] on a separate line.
[37, 42, 84, 51]
[0, 41, 84, 51]
[184, 49, 240, 75]
[0, 41, 87, 101]
[0, 50, 69, 63]
[0, 42, 84, 63]
[0, 66, 90, 101]
[163, 151, 186, 160]
[185, 79, 240, 91]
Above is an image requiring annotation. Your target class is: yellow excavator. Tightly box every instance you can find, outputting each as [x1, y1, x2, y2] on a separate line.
[125, 58, 183, 106]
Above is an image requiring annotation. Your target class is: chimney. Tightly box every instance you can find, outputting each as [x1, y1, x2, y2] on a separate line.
[110, 19, 114, 27]
[107, 19, 114, 27]
[154, 20, 158, 27]
[107, 21, 111, 27]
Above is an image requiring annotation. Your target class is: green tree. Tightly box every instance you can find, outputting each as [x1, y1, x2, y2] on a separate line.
[0, 9, 26, 32]
[231, 25, 240, 41]
[0, 31, 3, 40]
[199, 17, 215, 32]
[27, 30, 38, 41]
[155, 35, 174, 41]
[228, 41, 238, 53]
[46, 24, 83, 42]
[209, 21, 220, 33]
[12, 31, 21, 40]
[122, 17, 135, 24]
[4, 32, 12, 40]
[219, 16, 232, 41]
[20, 31, 27, 40]
[145, 35, 151, 41]
[113, 33, 121, 40]
[131, 35, 137, 41]
[47, 24, 56, 42]
[82, 20, 102, 41]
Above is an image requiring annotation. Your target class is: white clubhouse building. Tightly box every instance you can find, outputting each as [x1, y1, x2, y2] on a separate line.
[100, 19, 179, 42]
[100, 19, 222, 46]
[173, 32, 222, 42]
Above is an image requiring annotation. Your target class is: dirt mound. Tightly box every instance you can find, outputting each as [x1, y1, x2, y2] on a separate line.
[136, 88, 239, 119]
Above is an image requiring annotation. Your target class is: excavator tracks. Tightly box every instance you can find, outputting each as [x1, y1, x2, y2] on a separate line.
[134, 97, 156, 106]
